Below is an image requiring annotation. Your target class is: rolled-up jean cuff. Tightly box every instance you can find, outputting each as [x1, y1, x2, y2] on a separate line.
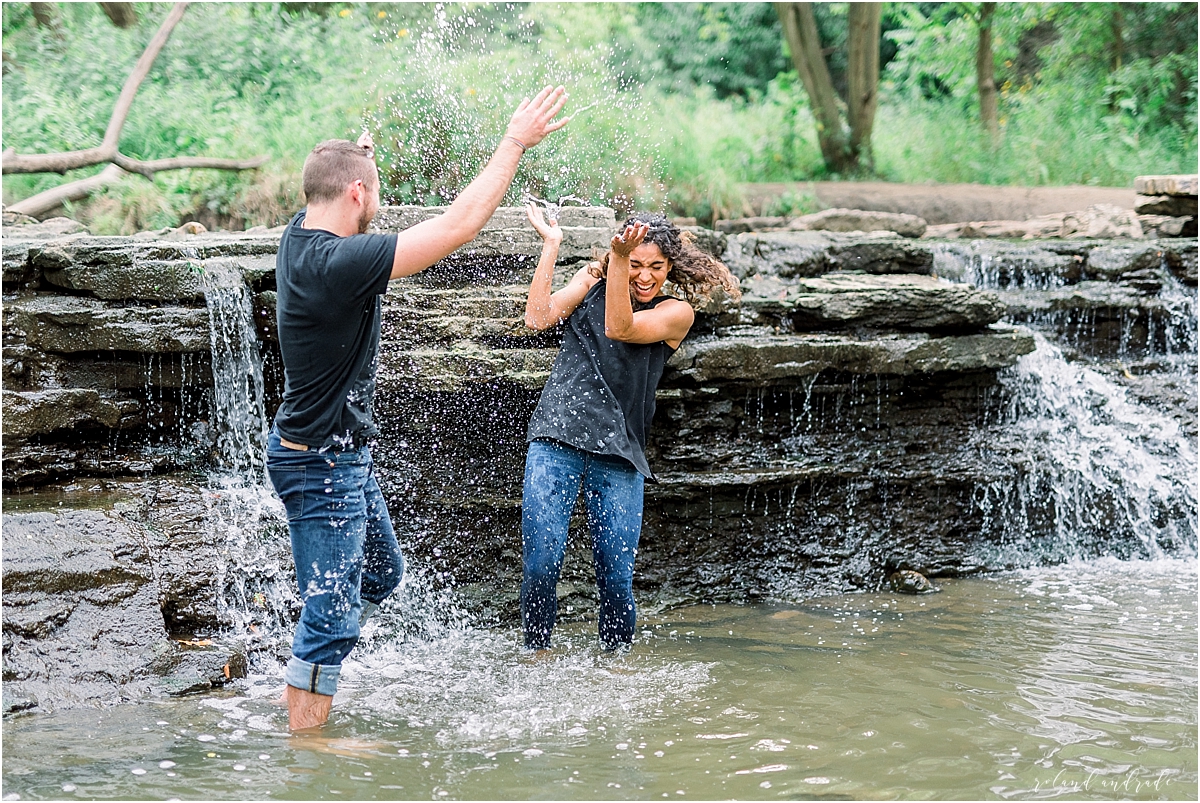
[285, 656, 340, 697]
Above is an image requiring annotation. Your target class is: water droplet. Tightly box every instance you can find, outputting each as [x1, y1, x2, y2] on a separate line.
[159, 761, 176, 769]
[197, 734, 217, 742]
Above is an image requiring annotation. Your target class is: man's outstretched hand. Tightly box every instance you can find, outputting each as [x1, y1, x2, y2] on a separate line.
[505, 85, 569, 149]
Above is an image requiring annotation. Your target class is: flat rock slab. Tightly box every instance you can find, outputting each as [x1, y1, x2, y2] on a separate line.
[667, 325, 1036, 383]
[742, 273, 1004, 331]
[997, 282, 1165, 315]
[2, 388, 127, 439]
[724, 231, 935, 279]
[1085, 244, 1168, 280]
[372, 205, 615, 264]
[790, 208, 927, 238]
[1134, 175, 1198, 196]
[377, 346, 557, 392]
[5, 295, 210, 353]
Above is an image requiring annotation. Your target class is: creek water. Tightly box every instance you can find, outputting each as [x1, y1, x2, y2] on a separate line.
[3, 558, 1195, 801]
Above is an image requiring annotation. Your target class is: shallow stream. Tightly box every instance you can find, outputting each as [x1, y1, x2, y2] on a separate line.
[3, 557, 1194, 801]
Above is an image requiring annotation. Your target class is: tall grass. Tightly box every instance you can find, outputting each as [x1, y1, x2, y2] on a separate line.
[873, 91, 1198, 187]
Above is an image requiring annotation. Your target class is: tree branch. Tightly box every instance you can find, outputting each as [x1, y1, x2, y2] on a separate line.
[6, 164, 127, 218]
[112, 152, 269, 178]
[102, 2, 188, 152]
[2, 2, 191, 175]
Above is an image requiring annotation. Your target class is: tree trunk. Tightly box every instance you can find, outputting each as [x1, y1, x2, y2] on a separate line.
[1110, 4, 1124, 72]
[976, 2, 1000, 144]
[29, 3, 61, 33]
[775, 2, 852, 173]
[846, 2, 881, 169]
[99, 2, 137, 28]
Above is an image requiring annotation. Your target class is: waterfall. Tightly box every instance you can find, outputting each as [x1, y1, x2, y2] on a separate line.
[974, 334, 1196, 562]
[201, 258, 268, 483]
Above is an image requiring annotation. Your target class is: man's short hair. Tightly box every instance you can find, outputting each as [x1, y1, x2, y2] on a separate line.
[302, 139, 378, 204]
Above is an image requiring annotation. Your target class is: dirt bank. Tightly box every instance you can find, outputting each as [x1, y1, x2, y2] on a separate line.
[742, 181, 1137, 225]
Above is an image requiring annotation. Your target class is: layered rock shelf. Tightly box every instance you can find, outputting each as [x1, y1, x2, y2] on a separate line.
[3, 206, 1195, 713]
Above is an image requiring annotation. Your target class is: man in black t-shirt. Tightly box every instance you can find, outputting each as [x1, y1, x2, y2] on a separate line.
[268, 86, 568, 730]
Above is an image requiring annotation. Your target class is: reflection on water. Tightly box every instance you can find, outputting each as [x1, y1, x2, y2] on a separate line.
[3, 558, 1195, 801]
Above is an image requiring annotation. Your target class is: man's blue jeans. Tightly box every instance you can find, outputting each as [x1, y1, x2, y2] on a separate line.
[266, 427, 404, 696]
[521, 439, 645, 650]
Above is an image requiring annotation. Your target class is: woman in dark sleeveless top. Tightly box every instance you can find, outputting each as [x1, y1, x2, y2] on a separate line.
[521, 205, 740, 651]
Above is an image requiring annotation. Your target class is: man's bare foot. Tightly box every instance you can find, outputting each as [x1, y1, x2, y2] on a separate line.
[285, 684, 333, 731]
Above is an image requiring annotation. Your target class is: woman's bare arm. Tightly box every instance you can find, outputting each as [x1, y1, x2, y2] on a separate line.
[524, 203, 597, 330]
[603, 224, 694, 349]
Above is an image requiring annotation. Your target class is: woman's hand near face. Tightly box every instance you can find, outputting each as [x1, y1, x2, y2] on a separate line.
[526, 203, 564, 244]
[610, 223, 649, 258]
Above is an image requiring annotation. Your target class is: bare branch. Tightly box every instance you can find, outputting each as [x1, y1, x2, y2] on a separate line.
[6, 164, 127, 218]
[2, 2, 190, 175]
[102, 2, 189, 152]
[112, 153, 269, 178]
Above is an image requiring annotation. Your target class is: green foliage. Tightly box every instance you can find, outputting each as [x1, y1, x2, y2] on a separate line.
[763, 189, 824, 218]
[634, 3, 787, 99]
[2, 1, 1195, 232]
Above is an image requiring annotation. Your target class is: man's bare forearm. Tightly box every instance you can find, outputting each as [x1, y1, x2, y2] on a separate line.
[440, 138, 526, 245]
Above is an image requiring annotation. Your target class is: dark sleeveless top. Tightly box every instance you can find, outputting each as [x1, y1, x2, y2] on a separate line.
[526, 280, 677, 478]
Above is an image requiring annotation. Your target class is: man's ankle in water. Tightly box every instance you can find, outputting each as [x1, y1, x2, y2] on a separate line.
[284, 684, 334, 731]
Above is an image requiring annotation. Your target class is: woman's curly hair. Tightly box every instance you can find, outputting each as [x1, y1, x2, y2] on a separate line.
[589, 212, 742, 307]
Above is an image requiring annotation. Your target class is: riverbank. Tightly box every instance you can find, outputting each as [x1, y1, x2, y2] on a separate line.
[740, 181, 1137, 224]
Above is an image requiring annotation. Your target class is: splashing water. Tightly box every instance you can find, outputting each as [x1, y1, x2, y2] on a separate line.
[524, 192, 590, 222]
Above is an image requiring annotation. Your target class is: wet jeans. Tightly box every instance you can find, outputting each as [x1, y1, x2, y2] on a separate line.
[266, 427, 405, 696]
[521, 439, 645, 650]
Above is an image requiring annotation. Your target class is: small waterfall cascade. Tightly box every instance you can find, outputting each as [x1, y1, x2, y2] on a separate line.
[1159, 265, 1198, 361]
[974, 334, 1197, 562]
[931, 241, 1068, 290]
[201, 257, 268, 482]
[198, 257, 298, 654]
[935, 238, 1199, 563]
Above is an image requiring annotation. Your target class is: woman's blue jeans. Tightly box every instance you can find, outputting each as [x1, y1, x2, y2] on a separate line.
[521, 439, 645, 650]
[266, 427, 405, 696]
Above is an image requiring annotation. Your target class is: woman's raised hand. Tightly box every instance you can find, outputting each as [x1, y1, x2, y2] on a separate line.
[610, 223, 649, 258]
[527, 202, 564, 244]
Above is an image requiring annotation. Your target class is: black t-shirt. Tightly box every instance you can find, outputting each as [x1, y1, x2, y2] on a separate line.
[273, 210, 396, 450]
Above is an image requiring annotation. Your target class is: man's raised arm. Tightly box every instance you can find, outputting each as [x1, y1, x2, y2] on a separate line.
[389, 85, 569, 279]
